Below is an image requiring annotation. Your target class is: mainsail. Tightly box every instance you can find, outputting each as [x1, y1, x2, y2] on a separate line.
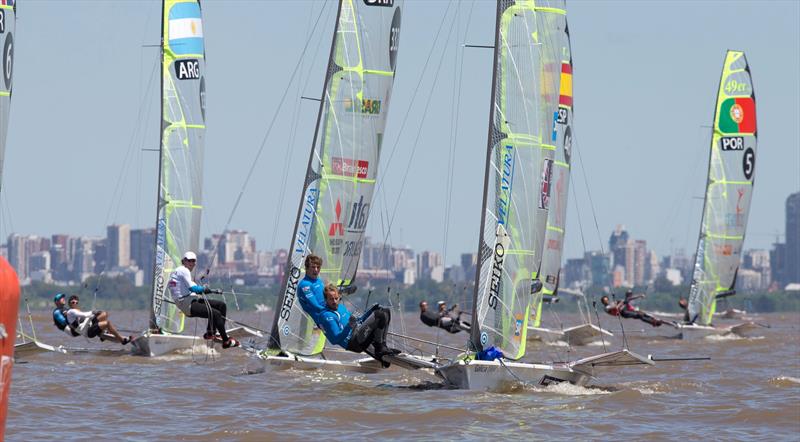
[270, 0, 403, 355]
[0, 1, 14, 193]
[532, 18, 573, 328]
[688, 50, 757, 326]
[150, 0, 207, 332]
[470, 0, 566, 359]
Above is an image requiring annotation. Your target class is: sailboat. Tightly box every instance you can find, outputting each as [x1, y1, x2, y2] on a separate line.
[679, 50, 760, 340]
[255, 0, 404, 372]
[131, 0, 258, 356]
[524, 17, 611, 346]
[434, 0, 651, 390]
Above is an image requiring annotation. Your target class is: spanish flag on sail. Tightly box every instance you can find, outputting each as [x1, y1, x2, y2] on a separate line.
[558, 63, 572, 107]
[168, 2, 204, 56]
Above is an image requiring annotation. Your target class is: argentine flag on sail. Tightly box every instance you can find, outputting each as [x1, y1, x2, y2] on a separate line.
[168, 2, 204, 56]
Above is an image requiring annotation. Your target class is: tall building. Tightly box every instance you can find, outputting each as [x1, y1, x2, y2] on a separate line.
[786, 192, 800, 284]
[585, 251, 611, 287]
[107, 224, 131, 268]
[608, 225, 629, 269]
[417, 251, 444, 281]
[131, 228, 156, 283]
[632, 240, 648, 285]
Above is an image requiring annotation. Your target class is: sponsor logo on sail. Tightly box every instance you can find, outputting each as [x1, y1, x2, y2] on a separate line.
[539, 159, 553, 210]
[498, 145, 515, 225]
[724, 79, 749, 94]
[487, 242, 505, 311]
[720, 136, 744, 151]
[332, 157, 369, 179]
[547, 239, 560, 250]
[344, 97, 382, 115]
[726, 188, 747, 227]
[175, 59, 200, 80]
[152, 217, 168, 326]
[294, 188, 318, 255]
[713, 244, 733, 256]
[364, 0, 393, 6]
[280, 266, 303, 321]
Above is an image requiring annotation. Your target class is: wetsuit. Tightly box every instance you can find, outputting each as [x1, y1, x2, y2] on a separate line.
[420, 310, 439, 327]
[606, 302, 662, 327]
[169, 265, 229, 342]
[297, 276, 325, 324]
[320, 304, 392, 356]
[53, 306, 79, 337]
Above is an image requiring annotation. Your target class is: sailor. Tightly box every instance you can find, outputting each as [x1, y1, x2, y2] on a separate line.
[419, 300, 470, 334]
[52, 293, 79, 337]
[600, 295, 663, 327]
[296, 254, 326, 323]
[65, 295, 131, 344]
[168, 251, 239, 349]
[678, 297, 691, 323]
[319, 283, 400, 367]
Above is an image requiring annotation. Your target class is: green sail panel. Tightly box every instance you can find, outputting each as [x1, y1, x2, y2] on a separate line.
[533, 17, 572, 328]
[688, 51, 757, 326]
[151, 0, 207, 333]
[0, 2, 14, 194]
[471, 0, 565, 359]
[271, 0, 402, 355]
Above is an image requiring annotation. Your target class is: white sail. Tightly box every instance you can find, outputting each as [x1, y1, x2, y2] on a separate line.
[688, 51, 757, 326]
[270, 0, 403, 355]
[150, 0, 207, 333]
[470, 0, 566, 360]
[0, 1, 13, 193]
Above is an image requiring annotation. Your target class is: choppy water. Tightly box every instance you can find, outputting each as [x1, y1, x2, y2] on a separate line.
[7, 311, 800, 440]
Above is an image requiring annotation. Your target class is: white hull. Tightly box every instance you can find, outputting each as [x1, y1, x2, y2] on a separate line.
[436, 349, 653, 391]
[13, 340, 65, 358]
[677, 321, 763, 340]
[527, 323, 613, 346]
[132, 326, 262, 357]
[258, 353, 383, 374]
[437, 359, 590, 391]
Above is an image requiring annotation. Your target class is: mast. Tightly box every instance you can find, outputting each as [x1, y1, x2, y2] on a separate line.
[469, 0, 504, 353]
[149, 0, 167, 331]
[150, 0, 207, 333]
[269, 0, 345, 351]
[687, 50, 757, 325]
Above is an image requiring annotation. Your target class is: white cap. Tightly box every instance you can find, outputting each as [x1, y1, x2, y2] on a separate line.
[183, 251, 198, 261]
[437, 301, 446, 306]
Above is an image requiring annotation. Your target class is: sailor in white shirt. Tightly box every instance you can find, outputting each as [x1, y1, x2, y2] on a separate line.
[168, 251, 239, 348]
[65, 295, 131, 344]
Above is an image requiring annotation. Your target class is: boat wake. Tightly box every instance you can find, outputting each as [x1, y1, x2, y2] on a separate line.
[768, 376, 800, 387]
[533, 382, 612, 396]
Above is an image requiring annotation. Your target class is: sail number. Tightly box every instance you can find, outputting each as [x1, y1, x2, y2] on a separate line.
[388, 8, 401, 71]
[742, 148, 755, 180]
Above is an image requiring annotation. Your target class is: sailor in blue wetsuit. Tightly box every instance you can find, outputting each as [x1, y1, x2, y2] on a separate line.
[52, 293, 78, 337]
[297, 254, 326, 323]
[319, 283, 400, 368]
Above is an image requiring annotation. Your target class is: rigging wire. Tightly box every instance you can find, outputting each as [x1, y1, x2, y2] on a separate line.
[203, 0, 332, 275]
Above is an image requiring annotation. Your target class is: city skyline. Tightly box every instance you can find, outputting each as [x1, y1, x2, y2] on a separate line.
[0, 1, 797, 267]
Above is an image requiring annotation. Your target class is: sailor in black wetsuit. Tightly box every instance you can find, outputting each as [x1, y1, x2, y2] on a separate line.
[418, 301, 470, 334]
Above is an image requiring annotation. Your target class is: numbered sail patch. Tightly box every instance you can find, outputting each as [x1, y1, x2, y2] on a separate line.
[718, 97, 755, 134]
[168, 2, 204, 56]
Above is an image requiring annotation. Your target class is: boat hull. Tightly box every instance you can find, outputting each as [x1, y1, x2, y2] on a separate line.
[13, 340, 65, 359]
[677, 321, 763, 340]
[527, 323, 613, 346]
[132, 326, 262, 357]
[258, 353, 382, 374]
[436, 360, 591, 391]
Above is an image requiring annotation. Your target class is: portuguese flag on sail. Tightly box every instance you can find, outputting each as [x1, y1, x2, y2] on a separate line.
[718, 97, 756, 134]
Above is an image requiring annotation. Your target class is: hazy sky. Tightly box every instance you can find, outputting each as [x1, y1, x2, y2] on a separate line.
[1, 0, 798, 266]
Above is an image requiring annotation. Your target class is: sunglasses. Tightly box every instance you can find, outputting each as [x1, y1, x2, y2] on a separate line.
[186, 259, 197, 263]
[70, 300, 79, 304]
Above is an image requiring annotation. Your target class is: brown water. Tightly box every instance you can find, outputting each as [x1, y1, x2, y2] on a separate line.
[7, 311, 800, 440]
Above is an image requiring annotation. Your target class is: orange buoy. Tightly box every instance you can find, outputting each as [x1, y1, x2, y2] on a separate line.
[0, 256, 20, 440]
